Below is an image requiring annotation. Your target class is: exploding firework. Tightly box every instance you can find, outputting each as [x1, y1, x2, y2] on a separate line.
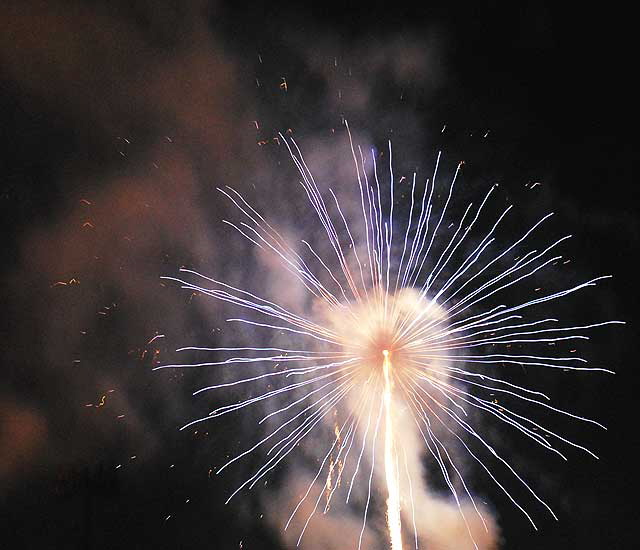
[158, 122, 621, 549]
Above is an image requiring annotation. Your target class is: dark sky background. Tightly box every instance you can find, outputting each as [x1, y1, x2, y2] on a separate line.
[1, 1, 637, 549]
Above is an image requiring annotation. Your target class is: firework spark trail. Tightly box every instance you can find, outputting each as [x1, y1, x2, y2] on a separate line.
[160, 121, 622, 549]
[382, 350, 403, 550]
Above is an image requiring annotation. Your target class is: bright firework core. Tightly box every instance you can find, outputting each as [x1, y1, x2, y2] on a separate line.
[325, 289, 449, 550]
[328, 289, 448, 379]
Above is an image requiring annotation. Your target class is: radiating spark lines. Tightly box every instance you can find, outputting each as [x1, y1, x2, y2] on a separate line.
[159, 121, 621, 549]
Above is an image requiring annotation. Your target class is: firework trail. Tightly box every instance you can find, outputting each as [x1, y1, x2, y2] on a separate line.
[158, 122, 621, 549]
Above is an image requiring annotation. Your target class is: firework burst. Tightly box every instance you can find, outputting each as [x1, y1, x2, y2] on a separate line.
[158, 122, 621, 549]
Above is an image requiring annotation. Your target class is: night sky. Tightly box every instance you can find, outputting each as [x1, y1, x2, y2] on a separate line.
[1, 2, 637, 549]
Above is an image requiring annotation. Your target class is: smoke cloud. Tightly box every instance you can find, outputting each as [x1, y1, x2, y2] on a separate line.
[1, 2, 512, 548]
